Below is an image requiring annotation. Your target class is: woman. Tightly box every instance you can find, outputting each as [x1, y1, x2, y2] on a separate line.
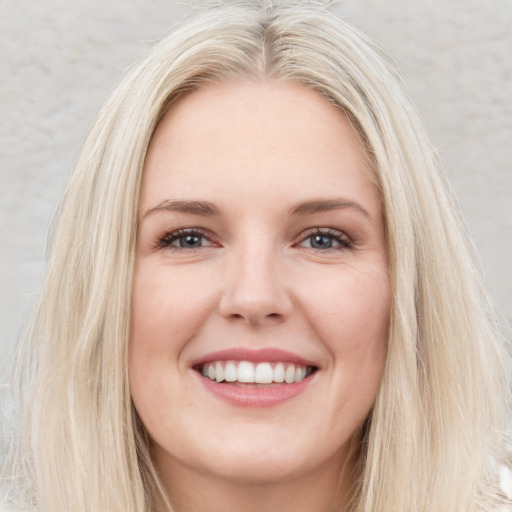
[2, 1, 511, 510]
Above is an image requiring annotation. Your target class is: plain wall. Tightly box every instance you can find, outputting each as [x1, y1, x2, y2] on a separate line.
[1, 0, 511, 382]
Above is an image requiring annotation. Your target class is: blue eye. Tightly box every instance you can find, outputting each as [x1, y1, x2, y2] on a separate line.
[158, 229, 213, 250]
[175, 233, 203, 248]
[300, 229, 351, 250]
[309, 234, 335, 249]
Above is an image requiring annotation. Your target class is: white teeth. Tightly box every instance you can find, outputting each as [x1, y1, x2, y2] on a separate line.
[273, 362, 285, 382]
[255, 362, 273, 384]
[200, 360, 312, 385]
[238, 361, 255, 383]
[284, 365, 295, 384]
[294, 366, 306, 383]
[224, 361, 237, 382]
[215, 361, 224, 383]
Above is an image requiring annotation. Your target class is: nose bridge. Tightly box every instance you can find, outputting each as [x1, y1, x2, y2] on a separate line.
[219, 236, 292, 324]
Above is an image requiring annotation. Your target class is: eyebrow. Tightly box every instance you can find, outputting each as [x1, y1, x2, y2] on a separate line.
[143, 197, 371, 220]
[289, 198, 371, 219]
[143, 200, 220, 218]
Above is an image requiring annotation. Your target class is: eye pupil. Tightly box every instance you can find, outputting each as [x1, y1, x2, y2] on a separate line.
[310, 234, 333, 249]
[180, 235, 202, 248]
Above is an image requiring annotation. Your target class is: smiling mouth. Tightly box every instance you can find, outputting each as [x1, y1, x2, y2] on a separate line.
[195, 361, 317, 386]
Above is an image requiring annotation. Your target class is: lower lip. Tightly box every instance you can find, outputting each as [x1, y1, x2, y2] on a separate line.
[195, 372, 315, 408]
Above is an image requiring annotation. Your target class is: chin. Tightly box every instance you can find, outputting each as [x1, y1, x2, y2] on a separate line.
[190, 432, 339, 486]
[201, 453, 311, 486]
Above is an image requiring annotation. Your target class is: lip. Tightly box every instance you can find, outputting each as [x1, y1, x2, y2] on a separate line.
[190, 347, 318, 367]
[194, 369, 316, 408]
[191, 348, 318, 408]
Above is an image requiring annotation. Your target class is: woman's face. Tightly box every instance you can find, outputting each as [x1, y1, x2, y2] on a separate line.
[130, 81, 390, 490]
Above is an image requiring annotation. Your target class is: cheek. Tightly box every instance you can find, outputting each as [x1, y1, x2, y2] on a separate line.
[300, 262, 390, 341]
[128, 264, 214, 407]
[300, 264, 390, 394]
[129, 263, 216, 357]
[128, 264, 216, 438]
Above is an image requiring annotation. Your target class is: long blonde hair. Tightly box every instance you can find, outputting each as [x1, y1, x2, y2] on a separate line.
[3, 1, 510, 510]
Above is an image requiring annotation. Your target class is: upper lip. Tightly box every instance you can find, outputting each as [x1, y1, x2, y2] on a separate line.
[190, 348, 318, 368]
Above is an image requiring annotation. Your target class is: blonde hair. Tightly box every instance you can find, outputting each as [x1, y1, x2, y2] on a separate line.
[3, 1, 510, 510]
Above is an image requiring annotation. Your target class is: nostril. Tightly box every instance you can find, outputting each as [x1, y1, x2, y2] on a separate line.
[219, 281, 293, 325]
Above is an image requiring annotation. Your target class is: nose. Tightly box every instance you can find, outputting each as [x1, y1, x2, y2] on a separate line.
[219, 244, 293, 326]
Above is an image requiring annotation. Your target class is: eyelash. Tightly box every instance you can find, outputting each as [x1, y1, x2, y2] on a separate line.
[156, 228, 214, 250]
[300, 227, 353, 251]
[156, 227, 353, 251]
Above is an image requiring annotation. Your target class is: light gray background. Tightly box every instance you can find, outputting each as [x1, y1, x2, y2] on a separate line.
[1, 0, 511, 382]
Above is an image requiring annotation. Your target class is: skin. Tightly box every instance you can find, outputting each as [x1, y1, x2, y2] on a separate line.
[129, 80, 391, 512]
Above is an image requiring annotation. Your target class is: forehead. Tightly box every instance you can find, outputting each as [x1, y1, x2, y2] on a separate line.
[141, 80, 380, 219]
